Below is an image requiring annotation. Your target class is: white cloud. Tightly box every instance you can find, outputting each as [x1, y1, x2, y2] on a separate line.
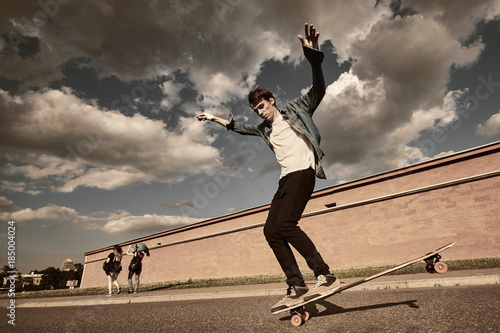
[476, 111, 500, 137]
[3, 153, 84, 180]
[314, 3, 496, 181]
[57, 168, 150, 193]
[101, 211, 202, 235]
[402, 0, 500, 40]
[0, 180, 42, 196]
[0, 1, 392, 98]
[0, 203, 202, 236]
[0, 196, 13, 208]
[0, 204, 81, 222]
[0, 88, 221, 193]
[2, 0, 498, 93]
[160, 80, 185, 109]
[193, 71, 249, 108]
[1, 0, 499, 188]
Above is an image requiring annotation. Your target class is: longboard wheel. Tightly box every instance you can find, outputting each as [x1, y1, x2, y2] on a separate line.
[426, 264, 436, 274]
[291, 314, 304, 327]
[302, 310, 310, 321]
[433, 261, 448, 274]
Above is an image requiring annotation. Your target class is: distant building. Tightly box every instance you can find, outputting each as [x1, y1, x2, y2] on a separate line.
[3, 272, 42, 287]
[60, 258, 76, 271]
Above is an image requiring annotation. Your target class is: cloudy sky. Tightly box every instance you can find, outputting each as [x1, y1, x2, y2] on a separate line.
[0, 0, 499, 273]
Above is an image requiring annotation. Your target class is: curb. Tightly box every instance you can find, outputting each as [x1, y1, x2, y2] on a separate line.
[16, 274, 499, 308]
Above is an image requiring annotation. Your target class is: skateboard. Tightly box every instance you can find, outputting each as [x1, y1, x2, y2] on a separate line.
[272, 242, 456, 327]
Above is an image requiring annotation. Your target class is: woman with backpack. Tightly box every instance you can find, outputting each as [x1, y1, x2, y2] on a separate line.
[103, 244, 123, 297]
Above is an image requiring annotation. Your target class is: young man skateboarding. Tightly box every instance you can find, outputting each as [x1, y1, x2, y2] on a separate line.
[197, 23, 339, 311]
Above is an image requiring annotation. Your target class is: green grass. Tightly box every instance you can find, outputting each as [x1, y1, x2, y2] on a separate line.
[3, 257, 499, 299]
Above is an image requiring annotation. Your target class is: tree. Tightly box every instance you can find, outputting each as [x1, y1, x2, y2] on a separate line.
[39, 267, 62, 290]
[14, 270, 24, 292]
[0, 265, 11, 288]
[38, 263, 84, 290]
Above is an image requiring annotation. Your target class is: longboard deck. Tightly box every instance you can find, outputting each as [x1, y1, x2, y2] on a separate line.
[272, 242, 456, 315]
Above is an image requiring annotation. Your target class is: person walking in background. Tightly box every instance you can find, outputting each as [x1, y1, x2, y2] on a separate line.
[197, 23, 340, 311]
[104, 244, 123, 297]
[126, 243, 149, 294]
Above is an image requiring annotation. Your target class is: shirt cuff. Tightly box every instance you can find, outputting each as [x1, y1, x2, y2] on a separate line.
[303, 45, 324, 64]
[226, 113, 235, 131]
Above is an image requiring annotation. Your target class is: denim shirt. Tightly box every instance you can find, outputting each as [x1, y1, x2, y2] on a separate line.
[226, 46, 327, 179]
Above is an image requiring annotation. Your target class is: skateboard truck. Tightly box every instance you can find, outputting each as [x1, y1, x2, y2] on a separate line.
[424, 253, 448, 274]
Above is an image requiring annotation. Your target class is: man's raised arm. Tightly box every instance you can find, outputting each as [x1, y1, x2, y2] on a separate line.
[298, 23, 325, 114]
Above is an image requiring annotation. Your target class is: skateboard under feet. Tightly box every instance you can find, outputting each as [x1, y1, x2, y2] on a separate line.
[273, 242, 456, 327]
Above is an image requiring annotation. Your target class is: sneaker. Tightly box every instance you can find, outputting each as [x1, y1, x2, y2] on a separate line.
[133, 290, 138, 294]
[106, 293, 112, 297]
[127, 290, 133, 294]
[117, 287, 122, 295]
[304, 274, 340, 301]
[271, 285, 309, 312]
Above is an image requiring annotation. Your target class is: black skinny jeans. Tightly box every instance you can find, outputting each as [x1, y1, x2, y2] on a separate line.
[263, 168, 330, 287]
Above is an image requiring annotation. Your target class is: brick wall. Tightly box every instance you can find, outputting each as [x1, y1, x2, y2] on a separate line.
[81, 143, 500, 288]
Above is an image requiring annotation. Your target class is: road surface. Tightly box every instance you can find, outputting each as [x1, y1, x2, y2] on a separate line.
[3, 285, 499, 332]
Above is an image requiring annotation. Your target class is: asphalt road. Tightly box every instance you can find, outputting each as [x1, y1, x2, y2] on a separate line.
[3, 285, 499, 332]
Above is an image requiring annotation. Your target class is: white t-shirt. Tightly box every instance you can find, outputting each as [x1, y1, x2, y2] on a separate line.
[268, 114, 315, 178]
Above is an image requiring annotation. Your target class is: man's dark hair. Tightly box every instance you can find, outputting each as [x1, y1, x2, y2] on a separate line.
[248, 87, 275, 106]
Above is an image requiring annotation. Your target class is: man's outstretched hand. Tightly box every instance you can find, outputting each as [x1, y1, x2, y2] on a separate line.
[298, 23, 320, 50]
[197, 113, 212, 121]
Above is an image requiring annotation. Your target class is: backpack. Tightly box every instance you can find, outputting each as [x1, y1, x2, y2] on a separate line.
[133, 243, 150, 256]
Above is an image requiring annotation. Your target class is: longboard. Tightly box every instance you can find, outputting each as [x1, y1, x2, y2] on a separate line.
[273, 242, 456, 327]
